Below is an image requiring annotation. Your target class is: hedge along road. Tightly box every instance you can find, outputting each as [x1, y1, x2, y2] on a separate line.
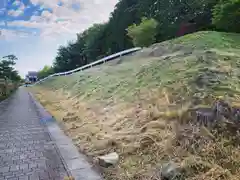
[0, 87, 102, 180]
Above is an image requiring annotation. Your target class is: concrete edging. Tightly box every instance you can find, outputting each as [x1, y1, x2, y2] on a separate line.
[28, 92, 103, 180]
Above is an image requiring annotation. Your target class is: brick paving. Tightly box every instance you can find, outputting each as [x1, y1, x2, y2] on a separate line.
[0, 88, 69, 180]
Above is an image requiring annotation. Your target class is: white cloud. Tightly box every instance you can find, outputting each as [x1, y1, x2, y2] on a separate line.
[0, 29, 18, 40]
[1, 0, 120, 77]
[9, 0, 118, 38]
[0, 29, 35, 41]
[0, 8, 5, 15]
[12, 1, 21, 6]
[8, 9, 20, 16]
[8, 2, 25, 17]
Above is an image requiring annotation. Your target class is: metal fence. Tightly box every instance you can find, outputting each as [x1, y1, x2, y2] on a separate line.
[34, 47, 141, 85]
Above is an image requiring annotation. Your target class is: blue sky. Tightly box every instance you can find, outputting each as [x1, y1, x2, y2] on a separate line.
[0, 0, 118, 77]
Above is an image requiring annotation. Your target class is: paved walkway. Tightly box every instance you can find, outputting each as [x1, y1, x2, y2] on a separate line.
[0, 89, 69, 180]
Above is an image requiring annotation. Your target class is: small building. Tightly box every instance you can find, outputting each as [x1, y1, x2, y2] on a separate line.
[25, 71, 38, 83]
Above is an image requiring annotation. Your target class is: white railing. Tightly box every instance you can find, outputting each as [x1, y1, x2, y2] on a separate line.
[34, 47, 141, 85]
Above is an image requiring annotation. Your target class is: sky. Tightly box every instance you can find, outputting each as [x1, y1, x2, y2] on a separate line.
[0, 0, 118, 77]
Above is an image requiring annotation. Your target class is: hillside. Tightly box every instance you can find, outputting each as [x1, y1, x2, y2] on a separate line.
[31, 31, 240, 180]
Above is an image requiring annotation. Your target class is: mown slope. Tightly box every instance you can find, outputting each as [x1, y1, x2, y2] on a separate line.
[32, 31, 240, 180]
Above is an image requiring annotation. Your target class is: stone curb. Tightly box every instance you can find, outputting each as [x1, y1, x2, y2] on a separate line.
[28, 92, 103, 180]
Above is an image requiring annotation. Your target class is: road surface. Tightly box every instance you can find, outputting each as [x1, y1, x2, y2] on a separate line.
[0, 88, 69, 179]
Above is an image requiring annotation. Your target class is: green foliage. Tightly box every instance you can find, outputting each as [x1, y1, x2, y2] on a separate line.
[53, 24, 107, 73]
[52, 0, 140, 73]
[38, 65, 54, 79]
[0, 55, 21, 82]
[48, 0, 240, 74]
[127, 17, 158, 47]
[0, 55, 20, 100]
[138, 0, 219, 40]
[82, 24, 107, 60]
[212, 0, 240, 33]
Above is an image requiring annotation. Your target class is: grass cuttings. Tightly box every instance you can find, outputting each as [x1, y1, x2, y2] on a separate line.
[32, 31, 240, 180]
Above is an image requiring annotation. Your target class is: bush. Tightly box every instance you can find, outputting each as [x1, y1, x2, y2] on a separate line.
[0, 79, 18, 101]
[38, 65, 53, 79]
[127, 17, 158, 47]
[212, 0, 240, 33]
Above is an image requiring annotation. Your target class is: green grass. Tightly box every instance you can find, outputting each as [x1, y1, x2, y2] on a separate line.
[38, 31, 240, 105]
[167, 31, 240, 49]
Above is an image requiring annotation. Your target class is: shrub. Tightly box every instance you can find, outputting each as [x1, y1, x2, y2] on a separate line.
[212, 0, 240, 33]
[127, 17, 158, 47]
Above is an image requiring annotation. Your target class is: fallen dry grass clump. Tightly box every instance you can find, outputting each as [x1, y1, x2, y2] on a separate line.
[31, 32, 240, 179]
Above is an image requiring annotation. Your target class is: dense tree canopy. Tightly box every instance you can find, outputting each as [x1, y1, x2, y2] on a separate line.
[212, 0, 240, 33]
[0, 55, 21, 81]
[41, 0, 239, 78]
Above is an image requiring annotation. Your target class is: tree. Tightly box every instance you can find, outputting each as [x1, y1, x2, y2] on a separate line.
[48, 0, 239, 75]
[53, 23, 108, 72]
[82, 24, 107, 61]
[0, 55, 21, 81]
[3, 55, 18, 63]
[100, 0, 140, 54]
[127, 17, 158, 47]
[53, 45, 72, 72]
[38, 65, 53, 79]
[138, 0, 219, 40]
[212, 0, 240, 33]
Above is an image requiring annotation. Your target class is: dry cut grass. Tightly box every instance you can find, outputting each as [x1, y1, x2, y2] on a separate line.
[32, 87, 240, 180]
[31, 31, 240, 180]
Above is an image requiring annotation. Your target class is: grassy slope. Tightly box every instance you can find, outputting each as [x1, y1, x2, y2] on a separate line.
[32, 31, 240, 180]
[39, 31, 240, 102]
